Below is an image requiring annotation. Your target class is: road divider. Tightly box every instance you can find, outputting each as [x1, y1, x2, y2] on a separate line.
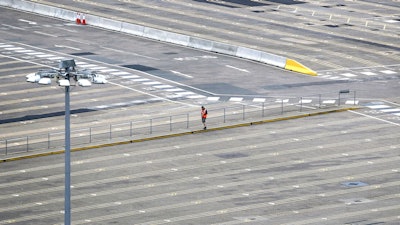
[188, 37, 213, 51]
[0, 0, 317, 76]
[285, 58, 317, 76]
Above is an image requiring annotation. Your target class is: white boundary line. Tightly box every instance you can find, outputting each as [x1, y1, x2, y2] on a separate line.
[349, 110, 400, 126]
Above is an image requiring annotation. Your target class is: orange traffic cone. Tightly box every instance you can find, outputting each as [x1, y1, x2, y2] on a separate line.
[76, 12, 81, 24]
[82, 14, 86, 25]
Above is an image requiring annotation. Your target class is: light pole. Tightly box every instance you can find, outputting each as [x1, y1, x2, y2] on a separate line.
[63, 68, 72, 225]
[26, 59, 107, 225]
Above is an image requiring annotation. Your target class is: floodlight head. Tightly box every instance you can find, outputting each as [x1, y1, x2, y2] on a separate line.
[58, 79, 70, 87]
[77, 79, 92, 87]
[93, 76, 108, 84]
[26, 74, 41, 83]
[26, 73, 35, 78]
[38, 77, 52, 85]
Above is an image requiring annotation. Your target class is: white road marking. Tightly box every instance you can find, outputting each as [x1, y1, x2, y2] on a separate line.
[142, 81, 161, 85]
[131, 78, 150, 82]
[36, 54, 55, 58]
[108, 81, 196, 107]
[381, 108, 400, 113]
[5, 47, 24, 51]
[275, 99, 289, 103]
[322, 100, 336, 104]
[380, 70, 396, 74]
[360, 71, 377, 76]
[100, 69, 120, 72]
[110, 71, 131, 75]
[186, 95, 205, 99]
[165, 88, 184, 92]
[253, 98, 266, 103]
[299, 99, 312, 104]
[226, 65, 249, 73]
[229, 97, 243, 102]
[170, 70, 193, 78]
[207, 97, 220, 101]
[34, 31, 58, 37]
[54, 45, 81, 51]
[349, 110, 400, 127]
[121, 75, 140, 79]
[154, 85, 174, 89]
[78, 64, 100, 68]
[345, 100, 359, 105]
[18, 19, 37, 25]
[47, 56, 65, 60]
[2, 24, 25, 30]
[25, 52, 45, 55]
[341, 73, 357, 77]
[367, 105, 391, 109]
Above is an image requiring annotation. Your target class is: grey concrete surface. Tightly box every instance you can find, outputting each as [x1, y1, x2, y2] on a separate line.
[1, 108, 399, 224]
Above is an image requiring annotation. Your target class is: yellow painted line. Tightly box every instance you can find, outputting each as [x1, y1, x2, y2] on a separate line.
[0, 107, 358, 163]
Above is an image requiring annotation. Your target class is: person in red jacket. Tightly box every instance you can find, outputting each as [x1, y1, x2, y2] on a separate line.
[201, 106, 208, 130]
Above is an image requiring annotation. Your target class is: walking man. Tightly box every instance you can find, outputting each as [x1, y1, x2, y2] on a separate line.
[201, 106, 208, 130]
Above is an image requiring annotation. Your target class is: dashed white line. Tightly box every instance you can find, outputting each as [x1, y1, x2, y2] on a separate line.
[121, 75, 140, 79]
[226, 65, 250, 73]
[229, 97, 243, 102]
[110, 71, 131, 75]
[207, 97, 220, 101]
[360, 71, 377, 76]
[170, 70, 193, 78]
[34, 31, 58, 37]
[154, 85, 174, 89]
[367, 105, 392, 109]
[380, 70, 396, 74]
[54, 45, 81, 51]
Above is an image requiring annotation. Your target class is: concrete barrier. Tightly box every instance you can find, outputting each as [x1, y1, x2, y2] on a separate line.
[211, 42, 238, 55]
[33, 3, 59, 18]
[88, 15, 123, 32]
[188, 37, 213, 51]
[259, 52, 287, 68]
[121, 22, 145, 36]
[10, 0, 36, 13]
[143, 27, 167, 41]
[54, 9, 76, 21]
[165, 32, 190, 47]
[236, 47, 262, 62]
[0, 0, 12, 7]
